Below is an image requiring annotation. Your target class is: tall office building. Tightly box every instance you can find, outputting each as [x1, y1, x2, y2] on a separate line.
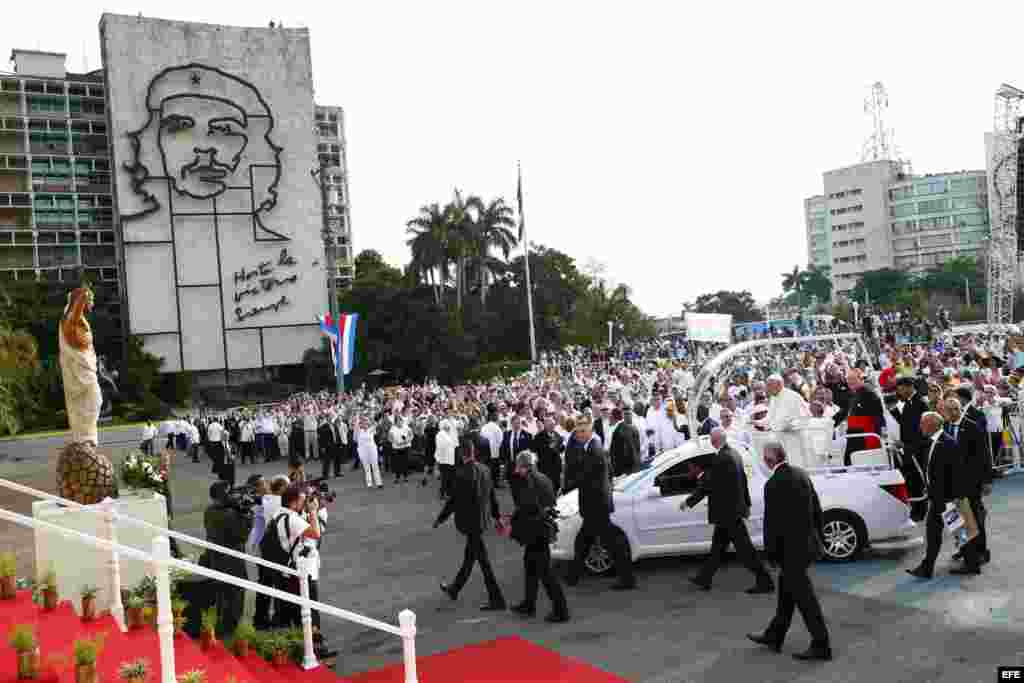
[804, 160, 989, 300]
[0, 50, 120, 320]
[315, 104, 354, 290]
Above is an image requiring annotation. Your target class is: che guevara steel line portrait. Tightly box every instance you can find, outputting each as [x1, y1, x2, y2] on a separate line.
[120, 62, 288, 241]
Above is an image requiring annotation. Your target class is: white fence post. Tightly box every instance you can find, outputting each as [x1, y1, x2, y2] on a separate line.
[298, 560, 318, 670]
[103, 498, 125, 631]
[399, 609, 418, 683]
[152, 536, 176, 683]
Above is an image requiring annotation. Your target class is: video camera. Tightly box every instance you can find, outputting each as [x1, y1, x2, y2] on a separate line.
[304, 477, 337, 507]
[222, 482, 260, 520]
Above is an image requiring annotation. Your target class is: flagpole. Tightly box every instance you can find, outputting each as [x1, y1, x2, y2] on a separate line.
[518, 162, 538, 364]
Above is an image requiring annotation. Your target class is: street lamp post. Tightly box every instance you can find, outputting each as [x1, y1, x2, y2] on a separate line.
[313, 162, 344, 396]
[607, 321, 614, 348]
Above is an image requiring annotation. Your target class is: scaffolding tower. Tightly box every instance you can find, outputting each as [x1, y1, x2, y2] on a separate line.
[987, 84, 1024, 326]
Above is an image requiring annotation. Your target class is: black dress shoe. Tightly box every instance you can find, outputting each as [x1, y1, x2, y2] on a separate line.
[949, 565, 981, 576]
[511, 603, 536, 617]
[439, 582, 457, 600]
[746, 633, 782, 653]
[544, 611, 570, 623]
[982, 550, 992, 564]
[792, 643, 832, 661]
[480, 602, 506, 611]
[689, 576, 712, 591]
[906, 565, 933, 579]
[611, 581, 637, 591]
[746, 580, 775, 595]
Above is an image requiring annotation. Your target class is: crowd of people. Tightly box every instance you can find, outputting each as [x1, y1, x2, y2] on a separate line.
[143, 322, 1022, 658]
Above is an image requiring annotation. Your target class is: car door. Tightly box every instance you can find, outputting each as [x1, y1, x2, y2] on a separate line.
[633, 458, 712, 554]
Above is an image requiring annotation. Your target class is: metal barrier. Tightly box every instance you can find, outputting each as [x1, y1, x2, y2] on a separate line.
[0, 479, 418, 682]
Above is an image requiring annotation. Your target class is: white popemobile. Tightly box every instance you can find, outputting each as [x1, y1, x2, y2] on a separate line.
[551, 333, 925, 574]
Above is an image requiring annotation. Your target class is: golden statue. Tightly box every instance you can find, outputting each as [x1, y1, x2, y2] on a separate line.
[56, 286, 117, 504]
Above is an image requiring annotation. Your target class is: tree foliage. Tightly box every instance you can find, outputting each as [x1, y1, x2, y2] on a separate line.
[687, 290, 762, 322]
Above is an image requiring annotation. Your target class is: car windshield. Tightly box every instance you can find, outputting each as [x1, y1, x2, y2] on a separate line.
[613, 452, 674, 492]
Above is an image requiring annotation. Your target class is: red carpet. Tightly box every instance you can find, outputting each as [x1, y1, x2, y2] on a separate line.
[0, 591, 338, 683]
[1, 593, 629, 682]
[344, 636, 631, 683]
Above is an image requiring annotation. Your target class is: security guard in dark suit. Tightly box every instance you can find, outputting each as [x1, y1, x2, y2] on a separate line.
[747, 439, 831, 662]
[683, 428, 773, 594]
[895, 376, 929, 512]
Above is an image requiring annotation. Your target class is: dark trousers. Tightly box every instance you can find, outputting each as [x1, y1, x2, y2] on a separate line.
[523, 539, 568, 616]
[765, 565, 829, 646]
[570, 516, 634, 585]
[274, 573, 301, 628]
[450, 533, 505, 606]
[381, 443, 392, 473]
[439, 464, 455, 498]
[922, 500, 944, 570]
[968, 495, 988, 557]
[392, 448, 410, 480]
[322, 447, 344, 479]
[254, 564, 275, 630]
[990, 432, 1004, 467]
[696, 518, 770, 585]
[489, 459, 503, 488]
[240, 441, 255, 465]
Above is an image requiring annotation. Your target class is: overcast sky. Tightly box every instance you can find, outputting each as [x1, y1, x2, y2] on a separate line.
[3, 2, 1018, 317]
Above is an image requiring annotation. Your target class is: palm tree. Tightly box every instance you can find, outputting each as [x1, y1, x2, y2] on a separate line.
[446, 189, 481, 312]
[781, 265, 805, 308]
[405, 202, 449, 307]
[468, 197, 517, 306]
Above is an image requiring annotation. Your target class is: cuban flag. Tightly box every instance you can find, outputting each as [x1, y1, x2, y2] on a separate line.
[319, 313, 359, 376]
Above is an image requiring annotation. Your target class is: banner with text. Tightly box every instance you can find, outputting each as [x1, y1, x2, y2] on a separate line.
[685, 313, 733, 343]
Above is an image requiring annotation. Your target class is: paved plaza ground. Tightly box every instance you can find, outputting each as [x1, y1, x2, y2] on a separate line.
[2, 427, 1024, 682]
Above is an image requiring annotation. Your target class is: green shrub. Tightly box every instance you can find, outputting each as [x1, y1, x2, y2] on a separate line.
[7, 624, 36, 652]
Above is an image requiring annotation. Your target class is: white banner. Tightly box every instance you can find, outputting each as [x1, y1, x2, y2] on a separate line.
[685, 313, 733, 343]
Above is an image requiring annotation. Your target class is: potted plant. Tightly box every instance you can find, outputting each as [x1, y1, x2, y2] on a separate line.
[125, 595, 145, 630]
[171, 598, 189, 636]
[8, 624, 40, 680]
[269, 633, 289, 669]
[72, 633, 105, 683]
[231, 621, 256, 658]
[199, 607, 217, 651]
[0, 552, 16, 600]
[80, 585, 99, 622]
[118, 658, 149, 683]
[177, 670, 205, 683]
[32, 567, 58, 611]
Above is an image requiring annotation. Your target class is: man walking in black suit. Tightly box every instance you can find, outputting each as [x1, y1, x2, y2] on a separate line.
[748, 439, 831, 662]
[683, 429, 774, 594]
[534, 416, 564, 495]
[894, 376, 929, 512]
[609, 407, 641, 477]
[501, 415, 533, 504]
[565, 417, 636, 590]
[510, 451, 570, 623]
[435, 435, 507, 611]
[953, 386, 992, 567]
[906, 409, 981, 579]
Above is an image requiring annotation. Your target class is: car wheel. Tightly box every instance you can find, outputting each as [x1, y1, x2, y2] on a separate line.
[582, 527, 628, 576]
[821, 511, 866, 562]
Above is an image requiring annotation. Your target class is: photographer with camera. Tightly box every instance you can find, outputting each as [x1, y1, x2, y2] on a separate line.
[262, 483, 322, 633]
[202, 480, 252, 636]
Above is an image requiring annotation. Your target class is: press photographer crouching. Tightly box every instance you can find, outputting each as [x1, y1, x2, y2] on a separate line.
[202, 480, 253, 636]
[262, 481, 333, 656]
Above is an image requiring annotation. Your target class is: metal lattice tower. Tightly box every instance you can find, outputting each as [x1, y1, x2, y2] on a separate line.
[987, 84, 1024, 326]
[861, 82, 897, 162]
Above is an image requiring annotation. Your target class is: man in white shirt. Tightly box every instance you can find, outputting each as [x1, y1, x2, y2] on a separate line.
[389, 417, 414, 483]
[272, 484, 321, 629]
[141, 422, 156, 456]
[206, 418, 226, 479]
[480, 412, 505, 487]
[303, 411, 319, 462]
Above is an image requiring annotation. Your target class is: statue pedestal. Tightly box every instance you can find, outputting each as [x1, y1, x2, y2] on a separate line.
[33, 491, 169, 616]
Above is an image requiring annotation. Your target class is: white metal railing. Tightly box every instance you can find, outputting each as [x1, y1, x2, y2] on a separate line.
[0, 505, 418, 683]
[0, 479, 417, 682]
